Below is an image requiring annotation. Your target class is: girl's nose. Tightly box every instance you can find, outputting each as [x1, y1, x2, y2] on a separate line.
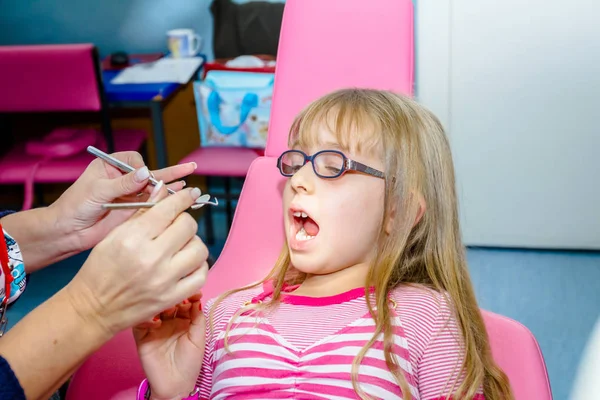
[290, 162, 316, 193]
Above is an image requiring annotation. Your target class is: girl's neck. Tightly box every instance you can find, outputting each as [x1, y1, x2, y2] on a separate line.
[290, 262, 370, 297]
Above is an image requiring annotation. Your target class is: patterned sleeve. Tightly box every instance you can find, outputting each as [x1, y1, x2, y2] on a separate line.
[196, 298, 217, 400]
[415, 293, 485, 400]
[395, 286, 484, 400]
[194, 287, 262, 399]
[0, 214, 28, 305]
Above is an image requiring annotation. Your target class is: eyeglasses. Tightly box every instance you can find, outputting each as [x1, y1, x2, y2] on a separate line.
[276, 149, 385, 179]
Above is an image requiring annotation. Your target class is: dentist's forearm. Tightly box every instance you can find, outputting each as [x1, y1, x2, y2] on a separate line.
[1, 208, 78, 273]
[0, 285, 113, 400]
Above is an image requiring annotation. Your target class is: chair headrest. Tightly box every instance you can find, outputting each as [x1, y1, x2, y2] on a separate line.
[265, 0, 414, 157]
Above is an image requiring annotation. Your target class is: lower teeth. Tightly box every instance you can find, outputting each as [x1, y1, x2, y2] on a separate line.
[295, 227, 314, 241]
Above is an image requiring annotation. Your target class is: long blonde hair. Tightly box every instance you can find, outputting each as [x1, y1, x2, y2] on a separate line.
[212, 89, 513, 399]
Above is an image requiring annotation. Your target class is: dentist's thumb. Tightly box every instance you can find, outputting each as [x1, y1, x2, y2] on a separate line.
[97, 166, 151, 202]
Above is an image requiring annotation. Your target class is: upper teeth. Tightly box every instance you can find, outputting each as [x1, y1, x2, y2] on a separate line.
[293, 211, 308, 218]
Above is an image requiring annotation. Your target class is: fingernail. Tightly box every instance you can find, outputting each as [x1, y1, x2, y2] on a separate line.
[153, 317, 160, 322]
[180, 180, 187, 187]
[149, 180, 164, 201]
[191, 187, 201, 200]
[190, 162, 197, 170]
[183, 299, 189, 305]
[134, 166, 150, 183]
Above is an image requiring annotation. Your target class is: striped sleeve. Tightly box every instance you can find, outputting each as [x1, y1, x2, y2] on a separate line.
[395, 287, 484, 400]
[197, 297, 216, 400]
[196, 288, 262, 399]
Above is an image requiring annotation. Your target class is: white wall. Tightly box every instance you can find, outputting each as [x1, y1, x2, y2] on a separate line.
[416, 0, 600, 250]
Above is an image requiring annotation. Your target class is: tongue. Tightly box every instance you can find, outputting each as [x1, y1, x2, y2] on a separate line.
[303, 218, 319, 236]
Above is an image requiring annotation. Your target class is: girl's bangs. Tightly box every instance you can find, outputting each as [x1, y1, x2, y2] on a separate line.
[289, 98, 383, 157]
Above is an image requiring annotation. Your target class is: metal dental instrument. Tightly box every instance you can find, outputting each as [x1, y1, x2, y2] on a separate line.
[87, 146, 218, 208]
[87, 146, 177, 195]
[101, 194, 216, 211]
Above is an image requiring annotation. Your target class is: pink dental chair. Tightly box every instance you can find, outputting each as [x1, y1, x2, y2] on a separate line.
[66, 1, 551, 399]
[0, 44, 146, 210]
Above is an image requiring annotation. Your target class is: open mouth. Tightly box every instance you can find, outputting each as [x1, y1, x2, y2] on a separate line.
[292, 210, 320, 241]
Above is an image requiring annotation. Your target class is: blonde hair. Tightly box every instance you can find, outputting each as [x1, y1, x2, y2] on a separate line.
[212, 88, 513, 399]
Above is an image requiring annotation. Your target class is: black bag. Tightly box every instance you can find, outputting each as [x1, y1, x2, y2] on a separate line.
[211, 0, 284, 59]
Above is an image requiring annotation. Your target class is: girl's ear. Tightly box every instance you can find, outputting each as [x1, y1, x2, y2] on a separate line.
[385, 192, 426, 234]
[413, 192, 426, 227]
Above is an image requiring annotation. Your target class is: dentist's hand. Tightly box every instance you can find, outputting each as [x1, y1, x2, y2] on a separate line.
[66, 184, 209, 337]
[132, 182, 207, 400]
[0, 152, 199, 274]
[50, 151, 197, 255]
[0, 183, 209, 400]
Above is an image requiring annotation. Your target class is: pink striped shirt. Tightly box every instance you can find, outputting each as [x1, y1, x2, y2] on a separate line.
[196, 283, 484, 400]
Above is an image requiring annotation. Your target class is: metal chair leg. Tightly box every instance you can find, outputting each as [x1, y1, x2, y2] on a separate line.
[204, 176, 215, 245]
[35, 185, 45, 207]
[225, 177, 233, 228]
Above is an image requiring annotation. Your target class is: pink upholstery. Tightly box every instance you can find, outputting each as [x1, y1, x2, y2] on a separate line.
[66, 1, 550, 399]
[202, 0, 413, 294]
[0, 44, 146, 209]
[0, 44, 102, 112]
[198, 158, 286, 297]
[265, 0, 414, 157]
[482, 311, 553, 399]
[66, 332, 144, 400]
[0, 130, 145, 184]
[179, 147, 263, 177]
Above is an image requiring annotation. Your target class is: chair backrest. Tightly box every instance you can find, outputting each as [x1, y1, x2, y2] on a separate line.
[265, 0, 414, 157]
[482, 310, 553, 399]
[204, 0, 415, 300]
[0, 44, 104, 113]
[0, 43, 114, 153]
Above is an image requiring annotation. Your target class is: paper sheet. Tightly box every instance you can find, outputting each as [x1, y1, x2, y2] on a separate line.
[110, 57, 204, 84]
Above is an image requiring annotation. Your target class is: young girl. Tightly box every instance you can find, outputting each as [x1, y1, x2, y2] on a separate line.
[134, 89, 513, 400]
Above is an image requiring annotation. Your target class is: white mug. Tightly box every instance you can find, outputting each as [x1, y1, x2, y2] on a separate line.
[167, 29, 202, 58]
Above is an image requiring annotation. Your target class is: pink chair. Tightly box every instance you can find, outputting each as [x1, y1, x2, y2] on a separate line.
[179, 147, 263, 245]
[0, 44, 146, 210]
[482, 311, 553, 399]
[66, 1, 551, 399]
